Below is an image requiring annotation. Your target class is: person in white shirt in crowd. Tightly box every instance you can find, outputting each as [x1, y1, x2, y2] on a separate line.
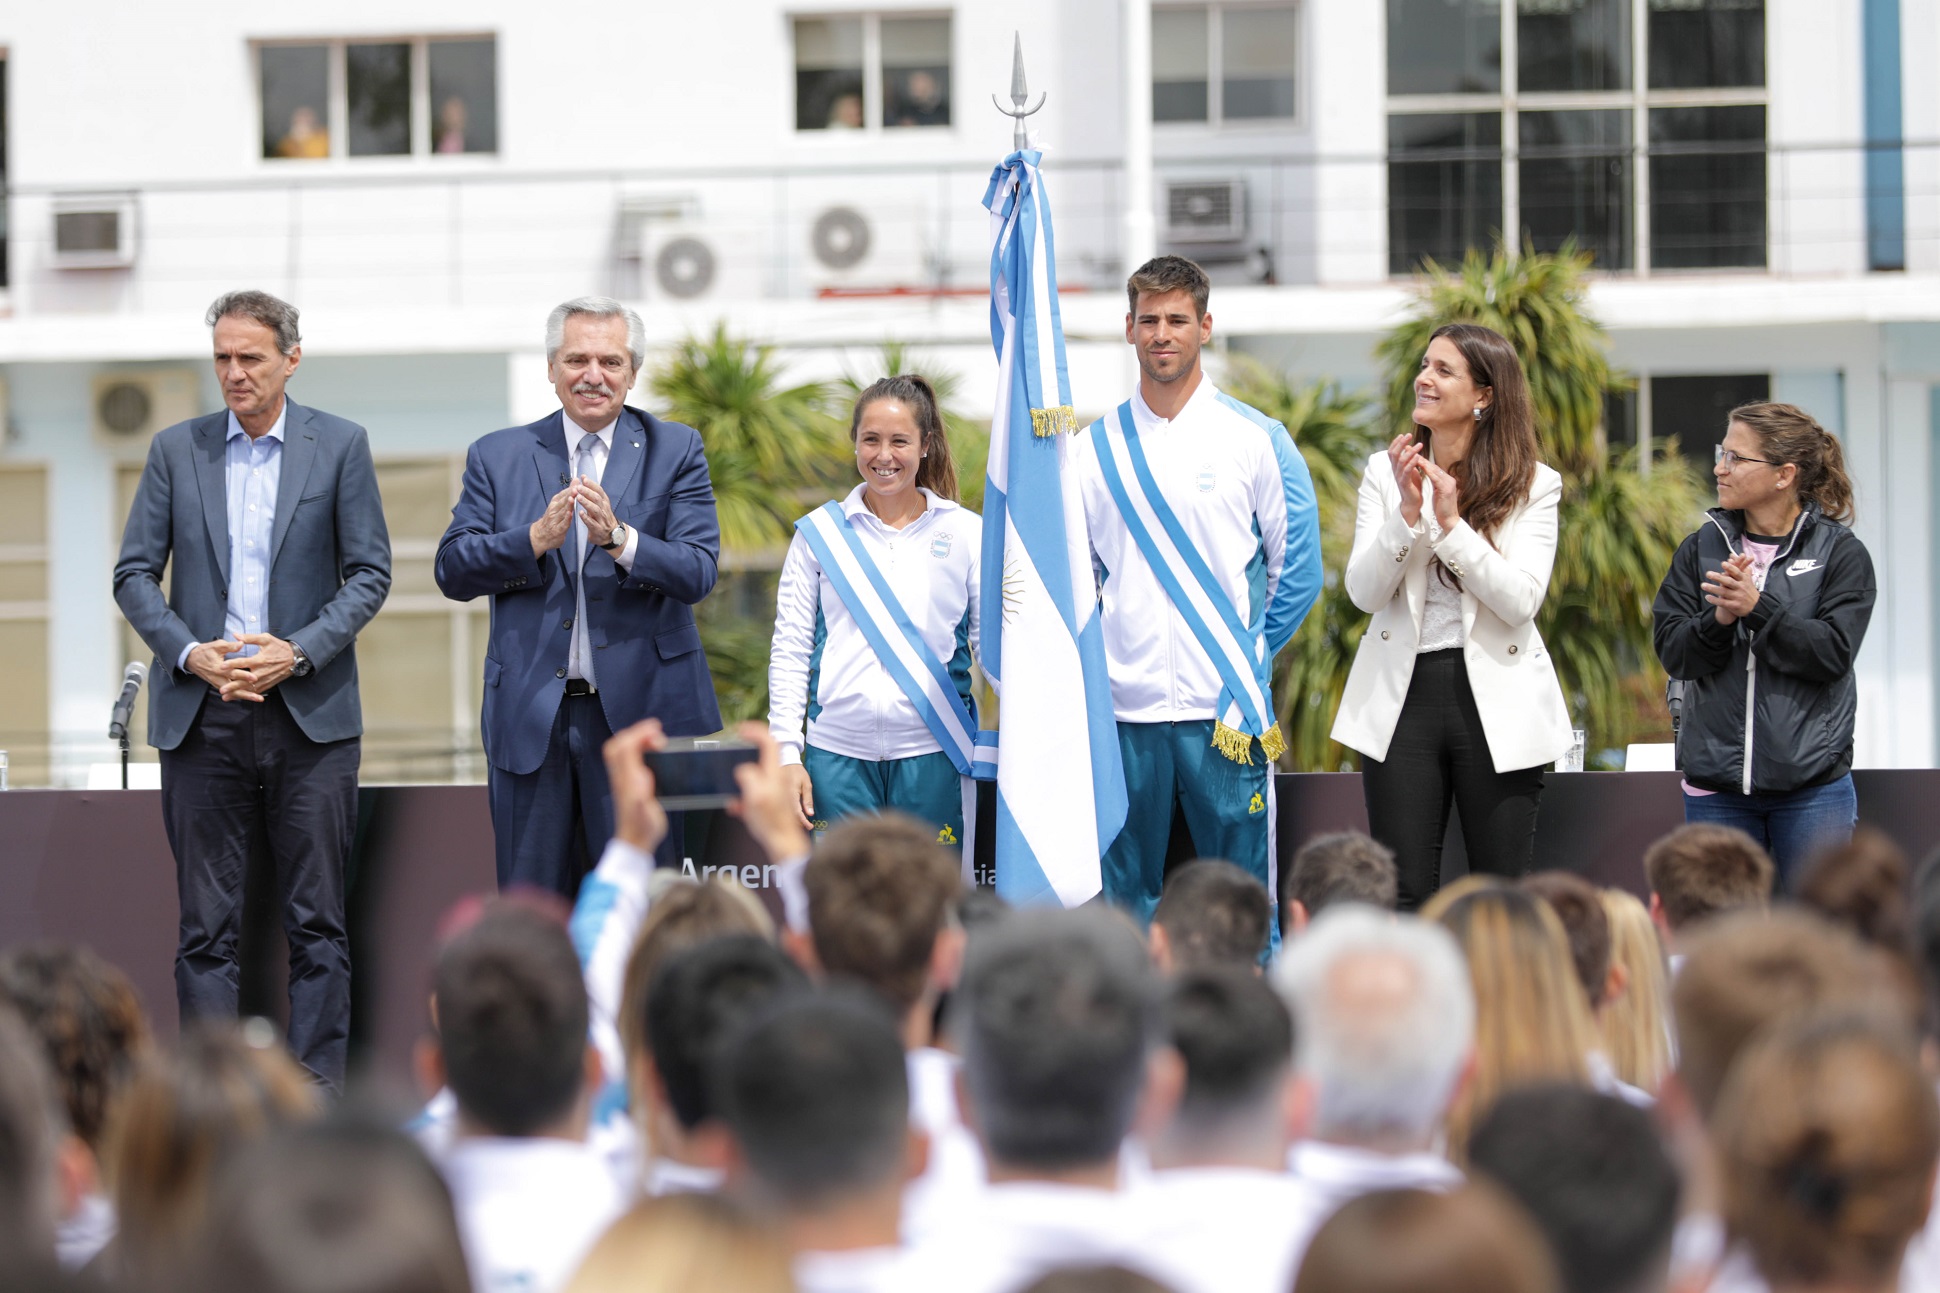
[1270, 907, 1470, 1211]
[715, 990, 927, 1293]
[1291, 1185, 1562, 1293]
[189, 1119, 472, 1293]
[1708, 1014, 1937, 1293]
[1136, 968, 1324, 1293]
[1520, 871, 1654, 1106]
[1641, 824, 1775, 977]
[417, 901, 623, 1293]
[639, 935, 809, 1192]
[903, 907, 1179, 1293]
[0, 945, 148, 1270]
[1659, 909, 1901, 1291]
[769, 373, 984, 849]
[1466, 1084, 1682, 1293]
[1279, 831, 1399, 939]
[1074, 254, 1323, 928]
[783, 812, 980, 1244]
[1149, 861, 1273, 976]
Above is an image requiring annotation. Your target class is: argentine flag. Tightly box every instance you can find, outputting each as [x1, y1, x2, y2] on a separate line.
[980, 150, 1127, 907]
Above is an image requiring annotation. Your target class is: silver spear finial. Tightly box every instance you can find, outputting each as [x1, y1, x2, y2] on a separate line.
[991, 32, 1047, 151]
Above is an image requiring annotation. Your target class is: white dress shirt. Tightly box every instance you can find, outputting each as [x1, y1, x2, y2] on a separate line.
[902, 1180, 1161, 1293]
[901, 1046, 988, 1244]
[562, 419, 640, 683]
[1134, 1167, 1330, 1293]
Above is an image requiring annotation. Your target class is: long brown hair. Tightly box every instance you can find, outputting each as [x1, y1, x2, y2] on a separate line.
[1729, 401, 1856, 524]
[1413, 323, 1540, 546]
[851, 374, 959, 502]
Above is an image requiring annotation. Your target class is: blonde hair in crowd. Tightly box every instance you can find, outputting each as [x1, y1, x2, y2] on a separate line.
[1430, 884, 1594, 1162]
[1598, 889, 1672, 1093]
[563, 1192, 795, 1293]
[1715, 1014, 1939, 1288]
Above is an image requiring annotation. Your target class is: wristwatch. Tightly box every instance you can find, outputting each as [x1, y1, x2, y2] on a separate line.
[599, 522, 628, 552]
[289, 642, 314, 678]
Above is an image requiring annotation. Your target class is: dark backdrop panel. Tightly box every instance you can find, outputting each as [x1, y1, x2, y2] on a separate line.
[4, 771, 1936, 1093]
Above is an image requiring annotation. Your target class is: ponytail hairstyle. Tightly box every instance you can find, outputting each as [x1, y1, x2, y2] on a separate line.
[850, 374, 959, 502]
[1728, 402, 1855, 525]
[1413, 323, 1540, 590]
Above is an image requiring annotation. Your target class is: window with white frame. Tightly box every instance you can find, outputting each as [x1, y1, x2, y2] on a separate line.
[258, 36, 497, 161]
[1153, 4, 1299, 125]
[1385, 0, 1767, 276]
[793, 14, 952, 132]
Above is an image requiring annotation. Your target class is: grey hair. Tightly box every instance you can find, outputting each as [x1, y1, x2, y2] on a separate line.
[1273, 906, 1475, 1144]
[206, 290, 301, 356]
[546, 296, 646, 370]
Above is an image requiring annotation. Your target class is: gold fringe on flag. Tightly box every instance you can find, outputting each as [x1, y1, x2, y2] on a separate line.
[1030, 405, 1078, 438]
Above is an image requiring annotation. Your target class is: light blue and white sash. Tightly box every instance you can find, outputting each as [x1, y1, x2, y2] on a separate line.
[1091, 403, 1286, 765]
[796, 503, 997, 781]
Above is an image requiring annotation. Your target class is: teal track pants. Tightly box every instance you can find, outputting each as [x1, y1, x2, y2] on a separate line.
[1100, 720, 1274, 926]
[802, 746, 967, 850]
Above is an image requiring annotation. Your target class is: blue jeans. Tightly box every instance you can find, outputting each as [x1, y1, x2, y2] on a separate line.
[1681, 773, 1857, 891]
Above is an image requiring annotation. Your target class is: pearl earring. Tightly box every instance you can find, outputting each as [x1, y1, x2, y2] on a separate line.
[1472, 407, 1482, 420]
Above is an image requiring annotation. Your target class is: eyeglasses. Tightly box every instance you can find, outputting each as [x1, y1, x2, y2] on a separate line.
[1714, 446, 1780, 470]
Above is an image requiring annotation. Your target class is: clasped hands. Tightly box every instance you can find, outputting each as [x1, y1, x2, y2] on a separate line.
[1387, 433, 1462, 531]
[1703, 552, 1760, 625]
[530, 476, 619, 559]
[186, 633, 298, 703]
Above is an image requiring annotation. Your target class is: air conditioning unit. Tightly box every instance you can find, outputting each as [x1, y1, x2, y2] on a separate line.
[52, 195, 139, 269]
[1162, 179, 1246, 245]
[612, 194, 726, 302]
[91, 370, 200, 453]
[809, 206, 874, 272]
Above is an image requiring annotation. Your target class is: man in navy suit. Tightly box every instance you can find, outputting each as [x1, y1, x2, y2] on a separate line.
[437, 297, 722, 896]
[114, 290, 392, 1089]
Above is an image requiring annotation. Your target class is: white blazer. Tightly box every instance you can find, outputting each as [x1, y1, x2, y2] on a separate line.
[1330, 450, 1573, 773]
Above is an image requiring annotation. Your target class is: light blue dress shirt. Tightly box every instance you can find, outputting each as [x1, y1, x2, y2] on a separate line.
[175, 403, 286, 671]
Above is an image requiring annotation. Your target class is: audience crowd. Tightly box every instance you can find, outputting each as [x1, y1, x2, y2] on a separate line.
[3, 721, 1939, 1293]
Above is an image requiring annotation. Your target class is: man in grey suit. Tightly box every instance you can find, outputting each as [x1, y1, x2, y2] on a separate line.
[113, 290, 391, 1089]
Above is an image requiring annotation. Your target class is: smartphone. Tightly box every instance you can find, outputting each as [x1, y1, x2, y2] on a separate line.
[642, 738, 760, 811]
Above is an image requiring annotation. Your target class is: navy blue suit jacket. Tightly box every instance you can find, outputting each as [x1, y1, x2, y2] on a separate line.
[112, 400, 393, 750]
[436, 406, 723, 774]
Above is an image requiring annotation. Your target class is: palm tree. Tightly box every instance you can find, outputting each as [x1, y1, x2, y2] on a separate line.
[836, 342, 992, 513]
[1221, 356, 1382, 769]
[648, 324, 851, 558]
[647, 325, 853, 724]
[1373, 242, 1708, 761]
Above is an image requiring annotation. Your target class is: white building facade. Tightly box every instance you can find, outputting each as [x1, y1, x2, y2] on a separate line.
[0, 0, 1932, 785]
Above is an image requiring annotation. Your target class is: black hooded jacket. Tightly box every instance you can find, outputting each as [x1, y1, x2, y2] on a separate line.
[1651, 503, 1875, 796]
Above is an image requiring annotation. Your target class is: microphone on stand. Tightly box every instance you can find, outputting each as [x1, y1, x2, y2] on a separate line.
[108, 662, 148, 741]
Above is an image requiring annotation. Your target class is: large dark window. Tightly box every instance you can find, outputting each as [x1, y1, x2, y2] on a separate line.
[795, 18, 866, 130]
[795, 14, 952, 132]
[346, 43, 411, 157]
[1387, 0, 1502, 95]
[1152, 5, 1297, 125]
[1389, 113, 1504, 274]
[1648, 0, 1765, 89]
[1519, 0, 1632, 93]
[1651, 373, 1770, 470]
[1154, 8, 1211, 122]
[261, 45, 330, 160]
[1521, 109, 1633, 269]
[1650, 104, 1767, 268]
[881, 17, 950, 128]
[429, 40, 497, 154]
[259, 38, 498, 161]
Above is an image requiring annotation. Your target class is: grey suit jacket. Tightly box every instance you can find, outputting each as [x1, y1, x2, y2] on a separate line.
[113, 399, 392, 751]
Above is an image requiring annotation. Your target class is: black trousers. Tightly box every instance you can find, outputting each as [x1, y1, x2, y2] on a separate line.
[1360, 648, 1546, 911]
[159, 688, 356, 1089]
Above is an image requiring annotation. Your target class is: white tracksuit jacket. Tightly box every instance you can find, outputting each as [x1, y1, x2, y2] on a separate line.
[1072, 380, 1324, 723]
[768, 486, 983, 766]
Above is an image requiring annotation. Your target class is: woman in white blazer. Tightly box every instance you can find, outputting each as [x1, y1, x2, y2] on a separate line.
[1331, 323, 1573, 909]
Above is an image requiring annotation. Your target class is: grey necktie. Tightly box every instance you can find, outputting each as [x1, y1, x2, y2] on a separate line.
[569, 435, 604, 683]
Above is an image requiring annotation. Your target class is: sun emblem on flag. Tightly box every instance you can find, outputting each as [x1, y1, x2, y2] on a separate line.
[1002, 553, 1026, 624]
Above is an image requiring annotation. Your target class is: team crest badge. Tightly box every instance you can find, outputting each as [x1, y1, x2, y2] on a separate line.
[1196, 463, 1217, 493]
[937, 824, 958, 844]
[930, 532, 953, 558]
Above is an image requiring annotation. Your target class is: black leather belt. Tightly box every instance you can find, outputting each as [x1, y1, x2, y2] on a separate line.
[564, 678, 597, 697]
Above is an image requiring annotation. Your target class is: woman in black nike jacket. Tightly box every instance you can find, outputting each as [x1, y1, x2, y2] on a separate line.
[1651, 402, 1875, 888]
